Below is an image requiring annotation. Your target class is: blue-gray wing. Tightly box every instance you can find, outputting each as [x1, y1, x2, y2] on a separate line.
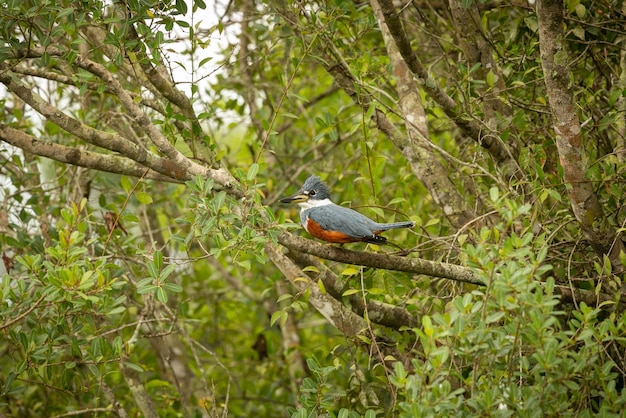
[303, 204, 378, 239]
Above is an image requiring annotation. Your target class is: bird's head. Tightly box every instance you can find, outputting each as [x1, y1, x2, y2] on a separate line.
[279, 175, 331, 205]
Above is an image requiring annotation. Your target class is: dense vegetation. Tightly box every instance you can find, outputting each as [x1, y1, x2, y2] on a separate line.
[1, 0, 626, 416]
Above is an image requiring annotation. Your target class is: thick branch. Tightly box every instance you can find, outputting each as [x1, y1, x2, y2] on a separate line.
[12, 65, 165, 116]
[1, 57, 239, 195]
[67, 51, 239, 194]
[277, 232, 483, 285]
[67, 54, 207, 176]
[266, 242, 372, 337]
[537, 0, 624, 275]
[116, 12, 215, 166]
[266, 242, 413, 367]
[277, 232, 620, 311]
[376, 0, 521, 180]
[371, 0, 475, 228]
[119, 360, 158, 418]
[0, 63, 187, 180]
[287, 249, 419, 328]
[0, 125, 178, 182]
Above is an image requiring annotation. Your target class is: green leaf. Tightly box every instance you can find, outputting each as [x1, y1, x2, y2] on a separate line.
[162, 282, 183, 293]
[270, 310, 287, 327]
[156, 286, 168, 303]
[124, 362, 145, 373]
[489, 187, 499, 202]
[368, 287, 385, 295]
[422, 315, 434, 337]
[137, 284, 157, 294]
[157, 264, 175, 281]
[486, 69, 496, 87]
[341, 267, 359, 276]
[236, 260, 251, 270]
[247, 163, 259, 181]
[78, 271, 95, 290]
[277, 294, 293, 303]
[57, 7, 75, 19]
[108, 306, 126, 315]
[198, 56, 212, 67]
[153, 250, 163, 270]
[280, 112, 299, 119]
[147, 262, 159, 280]
[175, 0, 188, 15]
[136, 277, 153, 288]
[317, 279, 326, 294]
[41, 52, 50, 66]
[342, 289, 359, 296]
[120, 176, 132, 193]
[136, 192, 153, 204]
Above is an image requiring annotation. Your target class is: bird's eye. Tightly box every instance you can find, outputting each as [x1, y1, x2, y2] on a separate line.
[309, 190, 316, 196]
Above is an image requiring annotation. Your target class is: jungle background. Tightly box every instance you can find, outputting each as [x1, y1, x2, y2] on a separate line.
[1, 0, 626, 416]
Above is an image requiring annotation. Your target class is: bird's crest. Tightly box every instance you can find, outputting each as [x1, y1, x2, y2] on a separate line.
[300, 175, 331, 200]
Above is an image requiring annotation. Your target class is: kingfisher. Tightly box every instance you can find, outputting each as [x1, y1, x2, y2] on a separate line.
[279, 175, 415, 244]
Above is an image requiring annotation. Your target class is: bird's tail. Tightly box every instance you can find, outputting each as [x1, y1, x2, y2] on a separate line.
[377, 221, 415, 231]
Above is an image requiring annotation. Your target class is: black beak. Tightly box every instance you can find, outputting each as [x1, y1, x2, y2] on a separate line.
[279, 194, 308, 204]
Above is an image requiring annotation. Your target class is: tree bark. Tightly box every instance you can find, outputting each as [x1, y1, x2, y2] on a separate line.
[371, 0, 476, 229]
[376, 0, 522, 182]
[537, 0, 625, 280]
[0, 125, 176, 181]
[278, 232, 483, 285]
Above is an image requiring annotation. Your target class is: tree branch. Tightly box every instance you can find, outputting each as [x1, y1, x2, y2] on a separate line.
[0, 125, 178, 182]
[0, 63, 187, 179]
[376, 0, 522, 181]
[266, 242, 374, 337]
[66, 54, 208, 177]
[287, 249, 420, 329]
[277, 232, 621, 312]
[266, 242, 413, 367]
[119, 359, 158, 418]
[537, 0, 625, 277]
[277, 232, 483, 285]
[1, 57, 240, 195]
[371, 0, 476, 229]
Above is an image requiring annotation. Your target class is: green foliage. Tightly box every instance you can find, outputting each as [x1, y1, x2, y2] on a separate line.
[289, 358, 379, 418]
[1, 199, 130, 414]
[278, 195, 626, 417]
[385, 196, 626, 416]
[2, 0, 626, 416]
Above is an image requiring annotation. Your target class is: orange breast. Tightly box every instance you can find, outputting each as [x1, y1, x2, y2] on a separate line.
[305, 218, 360, 243]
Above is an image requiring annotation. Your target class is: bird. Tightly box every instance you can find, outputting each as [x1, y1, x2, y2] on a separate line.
[279, 175, 415, 244]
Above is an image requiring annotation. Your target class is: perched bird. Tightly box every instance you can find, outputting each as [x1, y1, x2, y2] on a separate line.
[280, 175, 414, 244]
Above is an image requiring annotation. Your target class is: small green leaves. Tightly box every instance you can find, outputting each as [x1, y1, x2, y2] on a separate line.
[270, 310, 288, 327]
[139, 250, 182, 303]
